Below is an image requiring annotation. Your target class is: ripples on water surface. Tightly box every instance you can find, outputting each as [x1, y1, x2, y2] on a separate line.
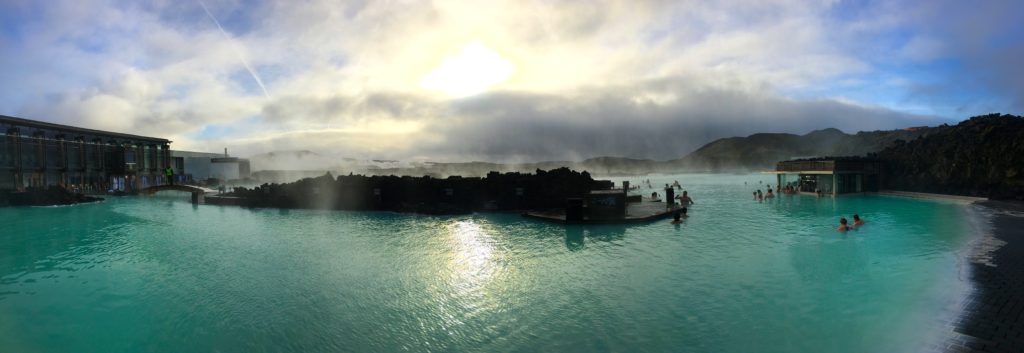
[0, 174, 974, 352]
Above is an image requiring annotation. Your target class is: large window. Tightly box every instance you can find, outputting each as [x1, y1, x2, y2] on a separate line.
[143, 145, 151, 169]
[44, 136, 62, 169]
[818, 175, 834, 194]
[0, 133, 10, 167]
[68, 139, 82, 170]
[21, 135, 38, 168]
[124, 144, 137, 172]
[835, 174, 861, 194]
[799, 174, 818, 193]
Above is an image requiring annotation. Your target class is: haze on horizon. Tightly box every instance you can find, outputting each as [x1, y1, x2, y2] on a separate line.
[0, 0, 1021, 162]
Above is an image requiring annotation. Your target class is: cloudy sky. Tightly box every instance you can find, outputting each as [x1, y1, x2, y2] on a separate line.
[0, 0, 1021, 161]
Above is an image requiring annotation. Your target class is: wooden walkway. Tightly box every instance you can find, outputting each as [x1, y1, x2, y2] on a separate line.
[523, 198, 682, 225]
[140, 184, 216, 195]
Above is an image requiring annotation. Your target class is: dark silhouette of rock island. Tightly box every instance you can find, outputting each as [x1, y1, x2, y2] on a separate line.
[0, 186, 103, 207]
[222, 167, 613, 214]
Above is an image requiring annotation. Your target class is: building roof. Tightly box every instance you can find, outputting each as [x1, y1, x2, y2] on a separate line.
[775, 156, 881, 173]
[1, 114, 170, 143]
[781, 156, 879, 162]
[172, 150, 225, 158]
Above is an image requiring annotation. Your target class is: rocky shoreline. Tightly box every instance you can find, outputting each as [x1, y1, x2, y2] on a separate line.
[221, 167, 613, 214]
[945, 201, 1024, 353]
[0, 187, 104, 207]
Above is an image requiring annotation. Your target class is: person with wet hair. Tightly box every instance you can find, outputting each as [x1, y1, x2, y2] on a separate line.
[838, 218, 851, 232]
[677, 190, 695, 205]
[670, 207, 689, 225]
[853, 214, 865, 227]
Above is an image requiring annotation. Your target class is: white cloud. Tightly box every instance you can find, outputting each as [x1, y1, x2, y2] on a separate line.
[2, 0, 1016, 162]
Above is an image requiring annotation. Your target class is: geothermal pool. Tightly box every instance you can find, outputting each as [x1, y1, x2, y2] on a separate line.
[0, 174, 974, 352]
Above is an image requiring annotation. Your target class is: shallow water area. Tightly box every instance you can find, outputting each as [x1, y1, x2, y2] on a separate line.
[0, 174, 974, 352]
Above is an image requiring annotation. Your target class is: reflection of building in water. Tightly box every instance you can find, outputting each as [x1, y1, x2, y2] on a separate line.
[0, 114, 171, 192]
[770, 157, 881, 197]
[564, 224, 628, 250]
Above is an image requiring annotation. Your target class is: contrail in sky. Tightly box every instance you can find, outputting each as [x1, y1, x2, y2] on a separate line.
[197, 0, 271, 99]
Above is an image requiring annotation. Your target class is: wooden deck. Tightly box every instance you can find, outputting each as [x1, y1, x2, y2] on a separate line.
[523, 198, 682, 225]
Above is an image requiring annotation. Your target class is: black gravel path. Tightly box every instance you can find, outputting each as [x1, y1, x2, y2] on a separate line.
[944, 201, 1024, 353]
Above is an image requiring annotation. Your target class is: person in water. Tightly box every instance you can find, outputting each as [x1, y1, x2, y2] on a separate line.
[670, 207, 689, 224]
[677, 190, 695, 205]
[752, 191, 757, 200]
[765, 189, 775, 198]
[838, 218, 851, 232]
[756, 189, 763, 202]
[853, 214, 865, 227]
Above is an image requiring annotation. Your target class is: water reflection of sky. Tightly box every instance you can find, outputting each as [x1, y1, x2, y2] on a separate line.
[448, 220, 495, 296]
[0, 175, 985, 353]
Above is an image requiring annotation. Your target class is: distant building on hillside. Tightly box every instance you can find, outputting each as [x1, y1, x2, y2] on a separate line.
[770, 157, 881, 196]
[1, 114, 171, 192]
[170, 149, 250, 185]
[211, 157, 250, 181]
[170, 150, 221, 183]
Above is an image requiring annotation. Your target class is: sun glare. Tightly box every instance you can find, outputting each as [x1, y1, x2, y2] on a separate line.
[419, 42, 514, 98]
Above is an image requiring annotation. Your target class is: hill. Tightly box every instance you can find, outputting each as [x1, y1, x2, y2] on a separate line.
[663, 127, 937, 172]
[246, 125, 942, 178]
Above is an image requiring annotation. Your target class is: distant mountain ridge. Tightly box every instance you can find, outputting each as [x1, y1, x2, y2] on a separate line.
[663, 126, 938, 172]
[246, 125, 940, 177]
[244, 115, 1023, 200]
[347, 126, 937, 176]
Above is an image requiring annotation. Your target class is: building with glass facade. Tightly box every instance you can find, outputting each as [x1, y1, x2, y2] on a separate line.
[771, 157, 881, 196]
[1, 115, 171, 192]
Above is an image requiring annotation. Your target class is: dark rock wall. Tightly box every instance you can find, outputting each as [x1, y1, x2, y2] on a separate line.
[874, 114, 1024, 200]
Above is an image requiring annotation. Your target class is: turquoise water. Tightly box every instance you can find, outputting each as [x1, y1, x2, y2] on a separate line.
[0, 174, 973, 352]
